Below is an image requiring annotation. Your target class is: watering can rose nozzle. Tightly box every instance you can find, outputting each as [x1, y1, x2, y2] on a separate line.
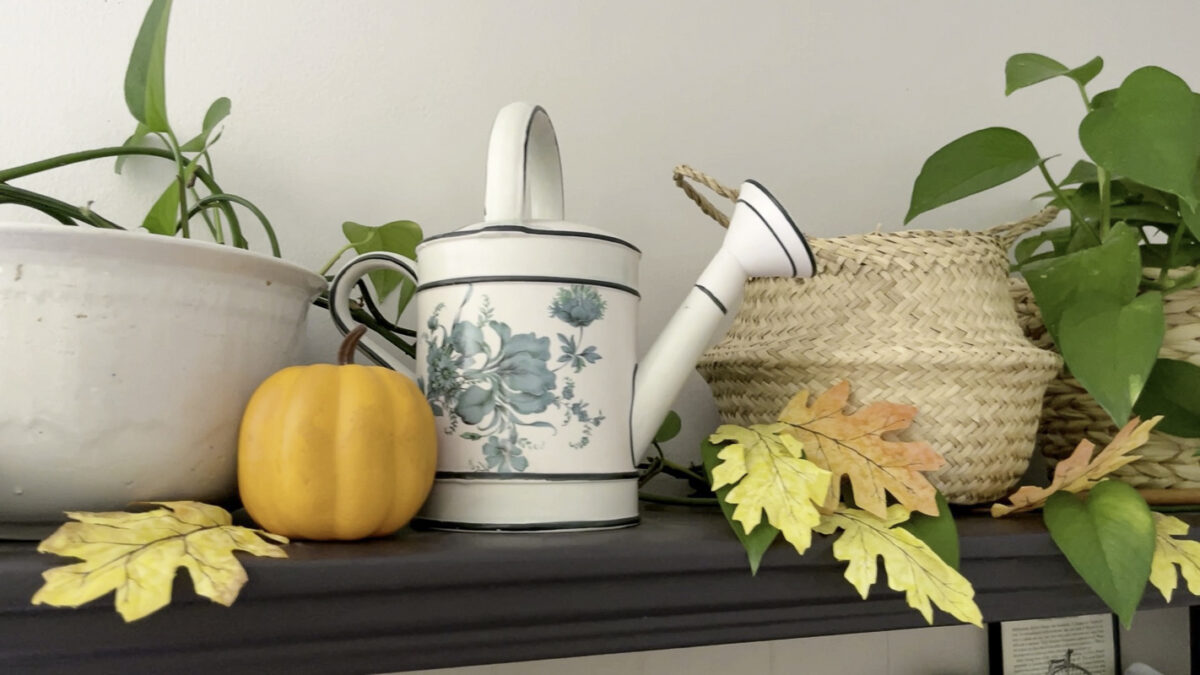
[631, 180, 816, 458]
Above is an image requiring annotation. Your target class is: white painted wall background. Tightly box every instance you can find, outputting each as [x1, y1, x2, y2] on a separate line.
[2, 1, 1196, 672]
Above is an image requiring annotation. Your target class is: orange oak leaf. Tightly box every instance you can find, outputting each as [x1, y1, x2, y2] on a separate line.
[777, 381, 945, 519]
[991, 416, 1161, 517]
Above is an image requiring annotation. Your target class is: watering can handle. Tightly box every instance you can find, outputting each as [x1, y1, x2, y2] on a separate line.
[327, 252, 419, 378]
[484, 103, 565, 222]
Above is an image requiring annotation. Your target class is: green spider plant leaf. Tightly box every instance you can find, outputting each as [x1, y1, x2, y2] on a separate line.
[1005, 54, 1103, 95]
[701, 439, 779, 575]
[1133, 358, 1200, 438]
[1057, 291, 1164, 426]
[124, 0, 173, 133]
[342, 220, 423, 318]
[1044, 481, 1154, 628]
[180, 97, 232, 152]
[141, 180, 181, 235]
[1080, 67, 1200, 209]
[905, 127, 1040, 224]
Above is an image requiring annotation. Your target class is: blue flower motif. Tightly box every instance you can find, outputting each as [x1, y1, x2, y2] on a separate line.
[548, 285, 606, 328]
[482, 435, 528, 472]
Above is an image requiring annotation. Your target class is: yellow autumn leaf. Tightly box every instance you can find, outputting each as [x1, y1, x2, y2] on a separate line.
[709, 423, 832, 555]
[777, 381, 945, 519]
[991, 416, 1160, 517]
[1149, 512, 1200, 603]
[32, 501, 288, 622]
[815, 504, 983, 627]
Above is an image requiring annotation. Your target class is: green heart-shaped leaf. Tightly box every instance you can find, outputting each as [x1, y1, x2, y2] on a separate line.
[1044, 481, 1155, 628]
[905, 127, 1040, 224]
[701, 440, 779, 575]
[654, 411, 682, 444]
[342, 220, 423, 318]
[124, 0, 172, 133]
[1057, 291, 1164, 425]
[1133, 358, 1200, 437]
[1020, 223, 1142, 335]
[1079, 67, 1200, 208]
[1006, 54, 1103, 95]
[1058, 159, 1099, 186]
[899, 492, 959, 570]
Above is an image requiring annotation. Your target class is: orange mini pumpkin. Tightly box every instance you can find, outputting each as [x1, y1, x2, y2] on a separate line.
[238, 326, 437, 540]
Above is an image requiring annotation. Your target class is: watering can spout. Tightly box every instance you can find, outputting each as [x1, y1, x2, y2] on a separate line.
[630, 180, 816, 460]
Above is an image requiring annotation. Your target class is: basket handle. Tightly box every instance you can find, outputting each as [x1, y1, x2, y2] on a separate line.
[986, 206, 1061, 251]
[673, 165, 741, 228]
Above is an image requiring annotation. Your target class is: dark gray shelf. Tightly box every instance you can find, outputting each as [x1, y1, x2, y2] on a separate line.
[1, 505, 1196, 674]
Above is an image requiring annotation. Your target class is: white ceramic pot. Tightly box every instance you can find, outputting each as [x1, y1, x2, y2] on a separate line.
[0, 222, 324, 537]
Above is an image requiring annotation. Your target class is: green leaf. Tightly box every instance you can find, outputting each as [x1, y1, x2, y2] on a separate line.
[342, 220, 423, 317]
[141, 180, 181, 235]
[701, 439, 779, 575]
[179, 97, 231, 152]
[1080, 67, 1200, 208]
[1059, 160, 1099, 186]
[1092, 88, 1118, 109]
[1057, 292, 1165, 425]
[1182, 200, 1200, 241]
[1044, 481, 1155, 628]
[654, 411, 682, 444]
[1141, 240, 1200, 268]
[906, 128, 1041, 224]
[1020, 222, 1142, 335]
[114, 123, 151, 175]
[1005, 54, 1102, 95]
[898, 492, 960, 570]
[1110, 203, 1180, 224]
[1014, 226, 1072, 263]
[1134, 358, 1200, 438]
[124, 0, 173, 132]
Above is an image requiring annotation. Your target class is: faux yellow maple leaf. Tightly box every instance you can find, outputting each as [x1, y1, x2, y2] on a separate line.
[32, 501, 288, 622]
[815, 504, 983, 627]
[777, 381, 945, 518]
[991, 416, 1160, 517]
[1149, 512, 1200, 603]
[709, 423, 833, 555]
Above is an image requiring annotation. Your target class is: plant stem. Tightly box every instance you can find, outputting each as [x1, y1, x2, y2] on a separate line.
[318, 239, 371, 276]
[189, 187, 222, 243]
[311, 293, 417, 359]
[1075, 82, 1093, 112]
[156, 131, 190, 238]
[637, 492, 718, 507]
[0, 184, 123, 229]
[1036, 162, 1092, 237]
[1158, 225, 1185, 284]
[659, 457, 708, 484]
[1097, 166, 1112, 237]
[191, 193, 280, 257]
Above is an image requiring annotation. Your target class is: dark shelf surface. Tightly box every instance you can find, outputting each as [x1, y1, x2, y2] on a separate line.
[1, 506, 1197, 674]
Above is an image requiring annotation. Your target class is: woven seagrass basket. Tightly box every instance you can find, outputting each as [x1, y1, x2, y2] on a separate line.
[1011, 273, 1200, 489]
[675, 166, 1062, 504]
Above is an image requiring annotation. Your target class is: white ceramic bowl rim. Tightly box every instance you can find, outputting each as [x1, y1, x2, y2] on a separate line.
[0, 221, 326, 292]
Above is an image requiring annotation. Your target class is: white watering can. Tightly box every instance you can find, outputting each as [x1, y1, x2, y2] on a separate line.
[329, 102, 815, 531]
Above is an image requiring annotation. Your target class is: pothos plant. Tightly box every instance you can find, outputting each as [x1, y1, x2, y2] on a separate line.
[906, 54, 1200, 438]
[0, 0, 421, 357]
[694, 381, 1200, 628]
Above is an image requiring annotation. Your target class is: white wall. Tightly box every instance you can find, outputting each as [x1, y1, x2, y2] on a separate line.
[10, 0, 1200, 463]
[3, 1, 1198, 671]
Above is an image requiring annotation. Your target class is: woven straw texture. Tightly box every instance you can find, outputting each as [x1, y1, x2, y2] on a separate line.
[675, 166, 1062, 504]
[1011, 276, 1200, 488]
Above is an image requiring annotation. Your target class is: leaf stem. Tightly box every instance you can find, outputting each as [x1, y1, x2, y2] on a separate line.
[1036, 161, 1092, 239]
[190, 193, 280, 257]
[318, 238, 371, 276]
[312, 293, 417, 359]
[160, 129, 191, 238]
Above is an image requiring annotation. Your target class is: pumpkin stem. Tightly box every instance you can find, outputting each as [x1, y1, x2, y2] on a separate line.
[337, 325, 369, 365]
